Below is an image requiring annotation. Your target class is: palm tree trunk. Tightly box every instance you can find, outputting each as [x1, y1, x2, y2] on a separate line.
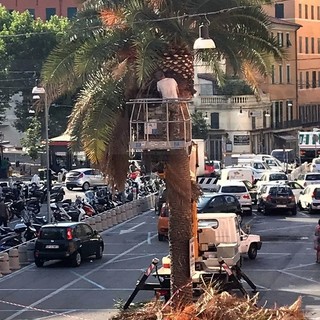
[166, 148, 193, 305]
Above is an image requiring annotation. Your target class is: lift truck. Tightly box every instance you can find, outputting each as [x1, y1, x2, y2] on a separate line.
[124, 99, 256, 309]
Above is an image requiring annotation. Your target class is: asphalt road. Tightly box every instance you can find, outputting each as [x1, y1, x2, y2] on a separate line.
[2, 202, 320, 319]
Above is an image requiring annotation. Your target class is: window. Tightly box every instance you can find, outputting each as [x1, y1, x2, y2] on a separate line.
[67, 7, 77, 19]
[46, 8, 56, 20]
[271, 65, 275, 84]
[210, 113, 219, 129]
[277, 32, 283, 47]
[299, 4, 302, 18]
[305, 4, 308, 19]
[279, 65, 283, 84]
[311, 37, 315, 53]
[275, 3, 284, 18]
[318, 39, 320, 53]
[305, 37, 309, 53]
[299, 36, 302, 53]
[311, 5, 315, 19]
[306, 71, 310, 88]
[286, 33, 291, 47]
[312, 71, 317, 88]
[318, 71, 320, 87]
[286, 65, 291, 83]
[318, 6, 320, 20]
[27, 9, 35, 18]
[299, 72, 303, 89]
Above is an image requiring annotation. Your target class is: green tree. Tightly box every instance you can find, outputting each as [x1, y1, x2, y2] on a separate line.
[192, 111, 209, 140]
[20, 116, 42, 161]
[0, 6, 71, 136]
[41, 0, 282, 304]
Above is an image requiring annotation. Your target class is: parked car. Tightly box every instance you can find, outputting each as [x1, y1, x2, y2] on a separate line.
[298, 184, 320, 213]
[157, 193, 243, 241]
[296, 173, 320, 187]
[285, 181, 304, 203]
[215, 181, 252, 215]
[242, 180, 258, 204]
[256, 171, 288, 188]
[310, 158, 320, 172]
[34, 222, 104, 267]
[257, 184, 297, 215]
[65, 168, 106, 191]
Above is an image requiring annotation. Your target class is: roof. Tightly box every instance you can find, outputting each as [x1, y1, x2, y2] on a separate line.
[268, 16, 302, 29]
[42, 221, 84, 228]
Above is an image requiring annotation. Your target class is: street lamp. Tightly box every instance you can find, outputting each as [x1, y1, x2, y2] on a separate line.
[32, 84, 51, 223]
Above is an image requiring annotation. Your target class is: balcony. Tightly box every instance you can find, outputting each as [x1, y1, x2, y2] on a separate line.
[271, 119, 302, 130]
[193, 94, 271, 109]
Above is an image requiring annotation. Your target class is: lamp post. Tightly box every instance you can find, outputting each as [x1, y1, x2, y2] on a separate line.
[32, 85, 51, 223]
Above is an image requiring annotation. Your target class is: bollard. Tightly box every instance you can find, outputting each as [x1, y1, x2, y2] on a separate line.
[125, 203, 132, 219]
[27, 241, 35, 263]
[0, 253, 12, 275]
[101, 213, 108, 230]
[9, 248, 20, 271]
[18, 244, 29, 266]
[88, 217, 97, 231]
[128, 202, 134, 218]
[119, 205, 126, 221]
[115, 206, 122, 224]
[95, 215, 103, 232]
[106, 211, 113, 228]
[111, 209, 118, 225]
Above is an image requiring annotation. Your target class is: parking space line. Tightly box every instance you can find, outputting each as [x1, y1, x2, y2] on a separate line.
[70, 271, 106, 289]
[4, 233, 158, 320]
[283, 262, 317, 270]
[279, 270, 320, 285]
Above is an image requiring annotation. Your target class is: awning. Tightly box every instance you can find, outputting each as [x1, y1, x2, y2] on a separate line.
[274, 134, 297, 141]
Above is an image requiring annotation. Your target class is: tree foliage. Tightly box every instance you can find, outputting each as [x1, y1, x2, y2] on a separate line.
[0, 6, 71, 136]
[20, 116, 42, 161]
[191, 111, 209, 140]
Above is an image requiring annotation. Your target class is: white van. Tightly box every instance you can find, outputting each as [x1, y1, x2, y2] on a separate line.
[254, 154, 284, 172]
[237, 159, 278, 174]
[218, 167, 255, 184]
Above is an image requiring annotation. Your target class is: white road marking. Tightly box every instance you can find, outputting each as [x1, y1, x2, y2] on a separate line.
[257, 224, 311, 233]
[70, 271, 106, 289]
[283, 262, 318, 270]
[279, 270, 320, 285]
[147, 232, 152, 244]
[119, 222, 146, 234]
[4, 232, 158, 320]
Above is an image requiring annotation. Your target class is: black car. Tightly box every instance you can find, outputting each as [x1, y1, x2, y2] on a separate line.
[257, 184, 297, 215]
[197, 193, 243, 219]
[34, 222, 104, 267]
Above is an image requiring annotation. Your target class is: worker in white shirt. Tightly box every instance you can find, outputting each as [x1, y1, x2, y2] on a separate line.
[155, 70, 179, 99]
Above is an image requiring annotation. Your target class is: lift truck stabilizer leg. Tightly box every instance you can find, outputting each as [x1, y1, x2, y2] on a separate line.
[219, 259, 257, 296]
[123, 258, 170, 310]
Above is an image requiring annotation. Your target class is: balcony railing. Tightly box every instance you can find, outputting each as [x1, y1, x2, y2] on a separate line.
[193, 94, 271, 107]
[271, 119, 302, 130]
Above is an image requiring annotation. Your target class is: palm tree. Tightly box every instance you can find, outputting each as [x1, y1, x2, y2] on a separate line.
[42, 0, 282, 304]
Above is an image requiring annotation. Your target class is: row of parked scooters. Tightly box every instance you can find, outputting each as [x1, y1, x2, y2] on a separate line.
[0, 175, 162, 252]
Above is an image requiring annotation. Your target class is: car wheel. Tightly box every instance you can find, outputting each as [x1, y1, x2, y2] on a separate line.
[297, 201, 303, 210]
[96, 245, 103, 259]
[70, 251, 82, 267]
[292, 207, 297, 216]
[263, 206, 270, 215]
[248, 244, 258, 260]
[35, 258, 44, 268]
[82, 182, 90, 191]
[158, 233, 165, 241]
[66, 186, 73, 191]
[308, 205, 314, 214]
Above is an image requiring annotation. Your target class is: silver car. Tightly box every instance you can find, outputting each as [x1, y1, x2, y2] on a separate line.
[65, 168, 106, 191]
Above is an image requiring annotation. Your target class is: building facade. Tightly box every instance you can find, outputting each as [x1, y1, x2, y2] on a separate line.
[265, 1, 320, 132]
[0, 0, 78, 20]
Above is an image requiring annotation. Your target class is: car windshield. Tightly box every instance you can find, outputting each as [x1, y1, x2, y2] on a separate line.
[221, 186, 247, 193]
[197, 196, 211, 210]
[39, 227, 67, 240]
[269, 186, 292, 196]
[269, 173, 287, 181]
[306, 174, 320, 180]
[67, 171, 82, 177]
